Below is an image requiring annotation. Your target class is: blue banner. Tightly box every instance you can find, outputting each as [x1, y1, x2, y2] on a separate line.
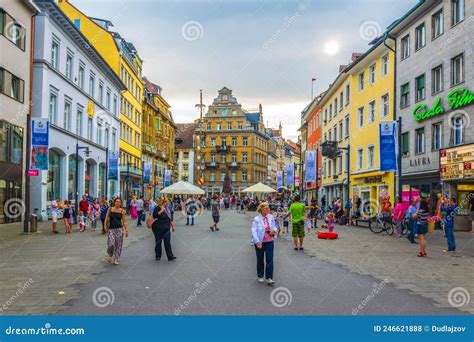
[305, 151, 316, 183]
[0, 316, 471, 342]
[143, 161, 152, 184]
[164, 169, 171, 187]
[276, 171, 283, 190]
[108, 151, 119, 181]
[379, 121, 398, 172]
[30, 119, 49, 171]
[286, 164, 294, 187]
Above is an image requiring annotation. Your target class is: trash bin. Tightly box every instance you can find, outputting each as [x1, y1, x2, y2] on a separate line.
[30, 214, 38, 233]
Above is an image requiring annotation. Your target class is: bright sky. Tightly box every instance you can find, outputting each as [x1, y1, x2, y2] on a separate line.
[73, 0, 416, 141]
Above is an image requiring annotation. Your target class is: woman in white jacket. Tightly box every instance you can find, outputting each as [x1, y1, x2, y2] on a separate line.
[251, 202, 278, 286]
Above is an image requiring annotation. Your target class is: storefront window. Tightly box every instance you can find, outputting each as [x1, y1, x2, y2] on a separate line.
[85, 160, 92, 195]
[47, 150, 61, 201]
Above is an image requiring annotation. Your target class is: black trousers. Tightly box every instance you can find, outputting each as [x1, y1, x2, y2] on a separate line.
[152, 225, 174, 259]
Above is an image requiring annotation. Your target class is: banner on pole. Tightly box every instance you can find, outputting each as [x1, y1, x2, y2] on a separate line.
[30, 119, 49, 171]
[305, 151, 316, 183]
[143, 161, 152, 184]
[164, 169, 171, 187]
[286, 164, 294, 187]
[108, 151, 119, 181]
[379, 121, 398, 172]
[276, 171, 283, 190]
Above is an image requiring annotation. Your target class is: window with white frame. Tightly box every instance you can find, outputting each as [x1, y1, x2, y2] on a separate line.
[210, 172, 215, 182]
[220, 154, 226, 163]
[451, 53, 464, 85]
[432, 122, 442, 150]
[358, 107, 364, 128]
[345, 84, 350, 104]
[227, 122, 232, 130]
[243, 136, 248, 146]
[415, 127, 425, 154]
[368, 101, 376, 123]
[415, 74, 426, 102]
[89, 73, 95, 98]
[339, 92, 343, 111]
[105, 127, 110, 148]
[432, 9, 444, 38]
[415, 23, 426, 50]
[231, 154, 237, 163]
[401, 35, 410, 59]
[106, 88, 111, 110]
[87, 117, 93, 141]
[232, 137, 237, 146]
[358, 72, 365, 91]
[357, 148, 363, 170]
[211, 137, 216, 146]
[51, 38, 59, 69]
[65, 53, 73, 80]
[432, 65, 443, 94]
[452, 0, 465, 25]
[381, 54, 389, 76]
[339, 121, 343, 141]
[210, 153, 216, 163]
[242, 153, 248, 163]
[242, 170, 247, 182]
[401, 132, 409, 156]
[381, 94, 389, 117]
[367, 145, 374, 169]
[369, 63, 376, 84]
[231, 172, 236, 182]
[63, 99, 72, 131]
[76, 106, 83, 136]
[49, 91, 58, 125]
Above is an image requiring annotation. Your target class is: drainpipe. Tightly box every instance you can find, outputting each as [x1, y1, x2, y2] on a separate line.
[383, 32, 401, 199]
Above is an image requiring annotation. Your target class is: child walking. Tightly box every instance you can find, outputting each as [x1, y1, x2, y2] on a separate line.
[78, 211, 85, 232]
[325, 212, 336, 233]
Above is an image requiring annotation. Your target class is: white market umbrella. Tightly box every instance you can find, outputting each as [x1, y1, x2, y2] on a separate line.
[160, 181, 205, 195]
[242, 182, 277, 193]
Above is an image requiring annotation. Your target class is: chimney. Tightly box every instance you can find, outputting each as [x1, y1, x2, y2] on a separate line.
[339, 65, 348, 73]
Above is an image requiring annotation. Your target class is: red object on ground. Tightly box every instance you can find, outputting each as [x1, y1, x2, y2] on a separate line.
[317, 231, 329, 239]
[327, 232, 339, 239]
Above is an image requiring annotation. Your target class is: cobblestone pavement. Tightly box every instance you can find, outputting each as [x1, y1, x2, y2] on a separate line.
[0, 211, 471, 315]
[302, 221, 474, 314]
[0, 217, 149, 315]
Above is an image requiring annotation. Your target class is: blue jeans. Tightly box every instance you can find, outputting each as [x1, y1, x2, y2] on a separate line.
[186, 216, 194, 225]
[444, 220, 456, 251]
[408, 218, 417, 242]
[255, 241, 274, 279]
[137, 210, 143, 226]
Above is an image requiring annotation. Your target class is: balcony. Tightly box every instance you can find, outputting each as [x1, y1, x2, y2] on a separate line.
[120, 165, 142, 177]
[157, 151, 168, 161]
[321, 141, 339, 158]
[216, 145, 230, 153]
[228, 161, 240, 168]
[206, 162, 218, 168]
[143, 143, 157, 155]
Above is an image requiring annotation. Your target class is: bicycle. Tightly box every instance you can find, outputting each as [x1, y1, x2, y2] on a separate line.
[369, 213, 394, 235]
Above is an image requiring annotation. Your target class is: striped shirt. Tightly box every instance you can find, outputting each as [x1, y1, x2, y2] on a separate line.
[417, 209, 429, 225]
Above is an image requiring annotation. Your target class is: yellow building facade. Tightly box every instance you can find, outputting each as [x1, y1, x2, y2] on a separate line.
[198, 87, 268, 196]
[320, 71, 352, 204]
[58, 0, 144, 198]
[346, 40, 395, 212]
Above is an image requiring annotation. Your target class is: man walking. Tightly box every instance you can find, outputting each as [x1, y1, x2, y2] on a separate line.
[441, 197, 458, 253]
[210, 195, 220, 231]
[284, 195, 313, 251]
[51, 197, 60, 234]
[136, 196, 144, 226]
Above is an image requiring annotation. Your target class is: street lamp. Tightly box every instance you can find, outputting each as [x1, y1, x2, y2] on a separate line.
[75, 143, 90, 216]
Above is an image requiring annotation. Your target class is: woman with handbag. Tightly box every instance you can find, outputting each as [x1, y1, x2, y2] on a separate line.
[415, 199, 429, 257]
[251, 202, 278, 286]
[149, 198, 176, 261]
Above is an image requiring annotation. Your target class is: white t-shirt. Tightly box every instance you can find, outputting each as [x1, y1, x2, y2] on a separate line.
[51, 200, 59, 215]
[136, 199, 144, 211]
